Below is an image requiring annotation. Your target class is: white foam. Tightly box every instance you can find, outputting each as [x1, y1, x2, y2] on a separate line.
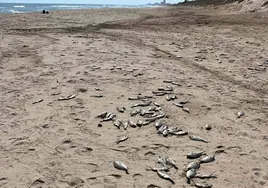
[10, 10, 22, 13]
[51, 5, 83, 8]
[13, 5, 25, 8]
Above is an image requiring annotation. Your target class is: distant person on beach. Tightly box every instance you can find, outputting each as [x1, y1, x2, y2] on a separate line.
[42, 10, 45, 14]
[46, 11, 49, 14]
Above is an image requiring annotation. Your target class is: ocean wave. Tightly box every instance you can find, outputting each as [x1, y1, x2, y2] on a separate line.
[50, 5, 83, 8]
[10, 10, 22, 13]
[13, 5, 25, 8]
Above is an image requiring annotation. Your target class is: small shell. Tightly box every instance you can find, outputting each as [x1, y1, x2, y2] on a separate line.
[237, 111, 244, 118]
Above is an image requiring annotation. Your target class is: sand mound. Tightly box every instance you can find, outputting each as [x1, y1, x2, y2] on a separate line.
[238, 0, 268, 12]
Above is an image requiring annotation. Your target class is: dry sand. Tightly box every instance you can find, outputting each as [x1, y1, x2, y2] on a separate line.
[0, 5, 268, 188]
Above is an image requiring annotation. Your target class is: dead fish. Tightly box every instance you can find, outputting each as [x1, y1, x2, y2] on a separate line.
[148, 106, 157, 111]
[146, 166, 170, 172]
[95, 87, 100, 91]
[169, 129, 188, 136]
[116, 135, 129, 144]
[113, 119, 122, 129]
[90, 94, 103, 98]
[237, 111, 244, 118]
[166, 157, 178, 170]
[155, 120, 163, 129]
[142, 120, 151, 126]
[179, 100, 190, 105]
[131, 101, 152, 108]
[173, 102, 184, 108]
[158, 87, 173, 92]
[158, 156, 167, 167]
[193, 183, 212, 188]
[123, 121, 128, 130]
[130, 109, 140, 116]
[116, 106, 125, 113]
[162, 129, 169, 137]
[128, 95, 153, 100]
[156, 112, 165, 119]
[139, 109, 147, 116]
[58, 94, 76, 101]
[163, 80, 173, 83]
[128, 120, 137, 128]
[102, 113, 116, 121]
[32, 99, 44, 104]
[154, 102, 161, 107]
[182, 107, 190, 114]
[189, 135, 208, 143]
[96, 112, 108, 118]
[156, 170, 175, 184]
[158, 125, 168, 135]
[113, 161, 129, 174]
[165, 94, 174, 101]
[187, 162, 200, 170]
[194, 172, 217, 179]
[200, 155, 215, 163]
[186, 168, 196, 184]
[136, 120, 143, 127]
[187, 151, 205, 159]
[171, 81, 182, 86]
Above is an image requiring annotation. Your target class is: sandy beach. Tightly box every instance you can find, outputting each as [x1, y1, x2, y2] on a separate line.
[0, 5, 268, 188]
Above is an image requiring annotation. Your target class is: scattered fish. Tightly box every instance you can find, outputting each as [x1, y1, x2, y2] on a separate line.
[146, 166, 170, 172]
[165, 94, 177, 101]
[171, 81, 182, 86]
[113, 161, 129, 174]
[156, 170, 175, 184]
[170, 130, 188, 136]
[189, 135, 208, 143]
[128, 95, 153, 100]
[123, 121, 128, 130]
[193, 183, 212, 188]
[130, 109, 141, 116]
[173, 102, 184, 108]
[194, 172, 217, 179]
[166, 157, 178, 170]
[155, 120, 163, 129]
[116, 106, 126, 113]
[102, 113, 116, 122]
[137, 120, 143, 127]
[182, 107, 190, 114]
[96, 112, 108, 118]
[128, 120, 137, 128]
[131, 100, 152, 108]
[95, 87, 100, 91]
[187, 151, 205, 159]
[187, 162, 201, 170]
[154, 102, 161, 107]
[113, 119, 122, 129]
[157, 156, 167, 167]
[90, 94, 103, 98]
[58, 94, 76, 101]
[116, 135, 129, 144]
[186, 168, 196, 184]
[163, 80, 173, 83]
[200, 155, 215, 163]
[237, 111, 244, 118]
[32, 99, 43, 104]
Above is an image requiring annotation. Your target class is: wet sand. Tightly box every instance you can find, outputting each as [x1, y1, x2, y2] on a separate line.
[0, 5, 268, 188]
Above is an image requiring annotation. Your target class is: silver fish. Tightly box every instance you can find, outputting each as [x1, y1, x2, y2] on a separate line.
[171, 130, 188, 136]
[102, 113, 116, 121]
[142, 120, 151, 126]
[131, 101, 152, 108]
[116, 135, 129, 144]
[96, 112, 107, 118]
[155, 120, 163, 129]
[166, 157, 178, 170]
[130, 109, 140, 116]
[189, 135, 208, 143]
[156, 170, 175, 184]
[154, 102, 161, 107]
[187, 151, 205, 159]
[171, 81, 182, 86]
[237, 111, 244, 118]
[113, 119, 122, 129]
[113, 161, 129, 174]
[137, 120, 143, 127]
[157, 156, 167, 167]
[187, 162, 200, 170]
[146, 166, 170, 172]
[165, 95, 172, 101]
[186, 168, 196, 184]
[173, 102, 184, 108]
[162, 129, 169, 137]
[128, 120, 137, 128]
[123, 121, 128, 130]
[200, 155, 215, 163]
[156, 112, 166, 119]
[194, 183, 212, 188]
[148, 106, 157, 111]
[116, 106, 125, 113]
[194, 172, 217, 179]
[32, 99, 43, 104]
[158, 125, 168, 134]
[182, 107, 190, 114]
[139, 109, 147, 116]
